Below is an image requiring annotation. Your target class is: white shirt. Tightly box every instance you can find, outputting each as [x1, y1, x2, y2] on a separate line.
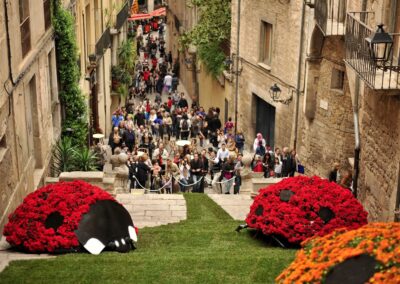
[164, 75, 172, 86]
[253, 138, 266, 152]
[215, 148, 230, 163]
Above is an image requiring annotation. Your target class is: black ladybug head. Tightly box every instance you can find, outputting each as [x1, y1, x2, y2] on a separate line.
[75, 200, 138, 255]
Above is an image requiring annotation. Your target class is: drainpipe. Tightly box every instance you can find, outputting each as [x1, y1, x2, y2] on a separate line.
[353, 77, 361, 198]
[234, 0, 241, 136]
[293, 1, 306, 151]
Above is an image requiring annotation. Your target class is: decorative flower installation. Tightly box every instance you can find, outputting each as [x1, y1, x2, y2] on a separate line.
[245, 176, 368, 244]
[276, 223, 400, 284]
[3, 181, 138, 254]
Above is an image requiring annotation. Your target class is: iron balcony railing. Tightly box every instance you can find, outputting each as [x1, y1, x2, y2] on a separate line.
[116, 1, 130, 30]
[345, 12, 400, 90]
[315, 0, 347, 36]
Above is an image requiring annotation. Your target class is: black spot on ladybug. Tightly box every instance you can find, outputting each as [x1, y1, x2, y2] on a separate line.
[279, 190, 294, 202]
[318, 207, 335, 223]
[45, 211, 64, 231]
[255, 205, 264, 216]
[325, 254, 379, 284]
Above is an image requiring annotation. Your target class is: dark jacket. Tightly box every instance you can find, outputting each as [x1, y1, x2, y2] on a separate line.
[190, 159, 204, 176]
[281, 155, 296, 177]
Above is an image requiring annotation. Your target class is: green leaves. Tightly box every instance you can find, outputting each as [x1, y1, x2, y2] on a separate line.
[180, 0, 231, 77]
[53, 0, 88, 146]
[52, 137, 99, 176]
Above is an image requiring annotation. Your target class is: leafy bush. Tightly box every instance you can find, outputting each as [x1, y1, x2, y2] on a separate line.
[53, 0, 88, 146]
[180, 0, 231, 77]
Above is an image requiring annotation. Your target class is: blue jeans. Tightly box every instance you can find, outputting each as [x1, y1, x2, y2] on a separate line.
[192, 175, 201, 192]
[179, 178, 188, 192]
[223, 177, 234, 194]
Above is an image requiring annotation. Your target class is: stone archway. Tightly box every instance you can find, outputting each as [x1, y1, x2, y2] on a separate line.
[303, 25, 325, 120]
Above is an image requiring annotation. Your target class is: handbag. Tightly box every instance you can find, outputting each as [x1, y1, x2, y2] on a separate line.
[297, 164, 305, 174]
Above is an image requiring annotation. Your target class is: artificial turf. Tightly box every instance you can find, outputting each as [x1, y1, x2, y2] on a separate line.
[0, 194, 295, 284]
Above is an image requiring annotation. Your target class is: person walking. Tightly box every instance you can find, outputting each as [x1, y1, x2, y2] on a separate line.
[221, 156, 235, 194]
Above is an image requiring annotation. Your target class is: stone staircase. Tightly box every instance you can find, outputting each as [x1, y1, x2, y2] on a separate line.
[207, 194, 253, 221]
[116, 193, 187, 229]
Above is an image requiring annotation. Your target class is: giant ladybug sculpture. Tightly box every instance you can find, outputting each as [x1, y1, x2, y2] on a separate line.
[241, 176, 368, 246]
[3, 181, 138, 255]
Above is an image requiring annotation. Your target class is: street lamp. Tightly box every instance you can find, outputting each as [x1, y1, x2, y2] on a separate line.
[269, 83, 293, 105]
[269, 84, 282, 101]
[366, 24, 394, 69]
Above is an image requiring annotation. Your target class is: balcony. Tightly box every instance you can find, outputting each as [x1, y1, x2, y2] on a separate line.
[345, 12, 400, 90]
[315, 0, 347, 36]
[95, 28, 111, 59]
[115, 1, 130, 30]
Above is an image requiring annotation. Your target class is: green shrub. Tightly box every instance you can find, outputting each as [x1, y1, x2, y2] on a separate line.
[53, 0, 88, 146]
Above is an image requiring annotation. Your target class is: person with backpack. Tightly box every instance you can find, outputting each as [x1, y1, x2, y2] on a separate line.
[180, 114, 191, 140]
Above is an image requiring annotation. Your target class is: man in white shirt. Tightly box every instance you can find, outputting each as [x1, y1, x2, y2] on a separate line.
[215, 143, 230, 164]
[163, 74, 173, 92]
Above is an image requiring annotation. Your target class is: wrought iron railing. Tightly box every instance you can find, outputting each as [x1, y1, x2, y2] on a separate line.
[115, 1, 129, 30]
[95, 28, 111, 59]
[345, 12, 400, 90]
[315, 0, 347, 36]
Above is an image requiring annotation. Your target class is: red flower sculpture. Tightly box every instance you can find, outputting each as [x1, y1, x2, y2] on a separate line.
[245, 176, 368, 244]
[3, 181, 115, 253]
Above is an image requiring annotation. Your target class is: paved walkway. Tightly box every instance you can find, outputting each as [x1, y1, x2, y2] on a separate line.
[207, 194, 253, 221]
[0, 237, 55, 273]
[116, 193, 187, 228]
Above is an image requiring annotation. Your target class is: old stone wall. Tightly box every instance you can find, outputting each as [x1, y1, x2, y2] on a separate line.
[0, 1, 61, 234]
[299, 35, 355, 177]
[358, 90, 400, 221]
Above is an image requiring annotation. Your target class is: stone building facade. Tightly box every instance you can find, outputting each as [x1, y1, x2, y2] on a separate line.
[229, 0, 312, 150]
[0, 0, 61, 232]
[300, 0, 400, 221]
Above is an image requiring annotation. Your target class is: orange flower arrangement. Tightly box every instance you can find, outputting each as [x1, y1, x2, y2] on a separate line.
[276, 223, 400, 284]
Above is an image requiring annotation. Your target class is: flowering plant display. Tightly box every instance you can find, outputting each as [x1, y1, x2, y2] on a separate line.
[3, 181, 116, 253]
[245, 176, 368, 244]
[276, 223, 400, 284]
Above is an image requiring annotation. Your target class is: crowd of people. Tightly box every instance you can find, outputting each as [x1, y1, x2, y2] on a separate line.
[103, 17, 304, 195]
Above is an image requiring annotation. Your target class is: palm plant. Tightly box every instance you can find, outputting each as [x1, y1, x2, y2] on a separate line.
[51, 137, 76, 176]
[72, 147, 99, 171]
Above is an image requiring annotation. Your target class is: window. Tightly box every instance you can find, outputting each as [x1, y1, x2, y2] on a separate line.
[43, 0, 51, 30]
[330, 68, 345, 90]
[19, 0, 31, 57]
[260, 21, 273, 64]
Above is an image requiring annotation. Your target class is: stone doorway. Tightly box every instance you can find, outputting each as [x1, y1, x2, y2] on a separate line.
[254, 94, 275, 148]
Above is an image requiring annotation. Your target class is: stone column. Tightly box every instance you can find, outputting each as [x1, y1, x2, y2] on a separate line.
[147, 0, 154, 12]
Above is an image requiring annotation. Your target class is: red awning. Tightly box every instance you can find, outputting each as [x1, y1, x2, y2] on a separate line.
[128, 13, 152, 21]
[129, 7, 166, 21]
[151, 7, 166, 17]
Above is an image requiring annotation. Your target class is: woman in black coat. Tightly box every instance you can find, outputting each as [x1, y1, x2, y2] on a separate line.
[136, 156, 151, 189]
